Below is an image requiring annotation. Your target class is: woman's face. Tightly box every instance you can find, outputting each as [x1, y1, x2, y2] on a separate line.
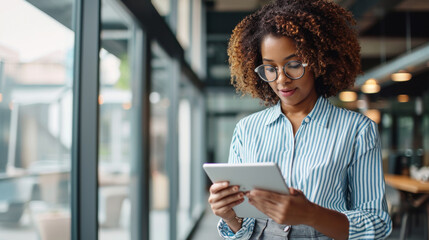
[260, 35, 317, 110]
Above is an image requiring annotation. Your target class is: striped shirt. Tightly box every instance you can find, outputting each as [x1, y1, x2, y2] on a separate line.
[218, 96, 392, 239]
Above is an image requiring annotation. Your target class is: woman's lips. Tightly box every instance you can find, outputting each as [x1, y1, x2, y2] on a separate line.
[279, 88, 296, 97]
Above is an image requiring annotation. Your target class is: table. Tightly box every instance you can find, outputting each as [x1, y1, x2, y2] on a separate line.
[385, 174, 429, 239]
[385, 174, 429, 194]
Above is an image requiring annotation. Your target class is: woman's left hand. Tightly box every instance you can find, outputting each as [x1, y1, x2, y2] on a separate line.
[246, 187, 315, 226]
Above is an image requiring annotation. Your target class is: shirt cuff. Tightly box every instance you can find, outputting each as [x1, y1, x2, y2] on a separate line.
[342, 210, 392, 240]
[217, 217, 255, 240]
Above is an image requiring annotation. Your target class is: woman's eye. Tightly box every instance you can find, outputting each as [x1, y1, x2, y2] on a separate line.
[265, 66, 276, 72]
[287, 63, 300, 69]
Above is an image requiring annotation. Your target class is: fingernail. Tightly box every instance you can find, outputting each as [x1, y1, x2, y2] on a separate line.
[233, 186, 239, 191]
[223, 182, 228, 186]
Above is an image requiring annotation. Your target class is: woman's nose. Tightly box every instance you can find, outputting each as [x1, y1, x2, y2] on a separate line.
[277, 67, 292, 84]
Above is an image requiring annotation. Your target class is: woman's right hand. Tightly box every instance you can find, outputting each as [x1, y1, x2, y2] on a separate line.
[208, 181, 245, 228]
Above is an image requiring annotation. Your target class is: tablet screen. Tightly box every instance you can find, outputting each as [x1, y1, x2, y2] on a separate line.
[203, 162, 289, 218]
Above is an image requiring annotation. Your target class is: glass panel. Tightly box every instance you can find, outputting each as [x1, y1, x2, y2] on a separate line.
[152, 0, 171, 18]
[190, 0, 203, 74]
[206, 93, 265, 165]
[177, 75, 194, 240]
[150, 42, 171, 240]
[190, 90, 206, 221]
[207, 41, 230, 83]
[423, 115, 429, 166]
[98, 0, 140, 239]
[397, 116, 414, 151]
[0, 0, 75, 239]
[381, 113, 393, 172]
[177, 0, 190, 50]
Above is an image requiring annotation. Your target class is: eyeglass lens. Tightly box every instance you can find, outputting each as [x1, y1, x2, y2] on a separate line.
[256, 61, 305, 82]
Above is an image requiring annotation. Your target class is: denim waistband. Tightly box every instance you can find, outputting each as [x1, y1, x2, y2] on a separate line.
[249, 218, 332, 240]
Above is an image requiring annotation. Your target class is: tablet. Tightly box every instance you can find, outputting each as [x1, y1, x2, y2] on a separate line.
[203, 162, 289, 219]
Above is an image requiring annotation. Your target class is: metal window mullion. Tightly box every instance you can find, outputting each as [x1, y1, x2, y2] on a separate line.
[167, 59, 180, 240]
[130, 26, 151, 240]
[71, 0, 100, 239]
[200, 1, 207, 78]
[185, 0, 193, 62]
[169, 0, 178, 34]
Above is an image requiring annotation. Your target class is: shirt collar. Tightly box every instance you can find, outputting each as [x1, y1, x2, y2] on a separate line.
[264, 96, 332, 127]
[307, 96, 332, 127]
[264, 101, 283, 126]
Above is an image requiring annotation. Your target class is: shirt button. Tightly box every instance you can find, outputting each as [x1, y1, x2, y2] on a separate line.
[304, 118, 310, 123]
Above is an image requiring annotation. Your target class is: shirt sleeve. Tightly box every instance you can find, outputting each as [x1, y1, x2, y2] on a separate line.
[217, 122, 256, 239]
[217, 218, 255, 240]
[228, 123, 244, 164]
[343, 120, 392, 239]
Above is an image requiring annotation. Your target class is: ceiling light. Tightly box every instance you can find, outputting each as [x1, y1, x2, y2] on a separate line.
[361, 79, 380, 94]
[397, 94, 409, 103]
[391, 71, 412, 82]
[339, 91, 357, 102]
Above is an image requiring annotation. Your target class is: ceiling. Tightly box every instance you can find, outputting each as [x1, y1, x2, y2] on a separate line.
[205, 0, 429, 99]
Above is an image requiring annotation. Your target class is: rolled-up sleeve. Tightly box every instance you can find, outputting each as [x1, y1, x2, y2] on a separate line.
[344, 121, 392, 239]
[218, 218, 255, 240]
[217, 122, 256, 239]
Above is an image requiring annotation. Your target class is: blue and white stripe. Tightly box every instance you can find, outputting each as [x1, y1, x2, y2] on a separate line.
[218, 96, 392, 240]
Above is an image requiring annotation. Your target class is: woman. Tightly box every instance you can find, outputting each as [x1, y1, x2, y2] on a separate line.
[208, 0, 392, 239]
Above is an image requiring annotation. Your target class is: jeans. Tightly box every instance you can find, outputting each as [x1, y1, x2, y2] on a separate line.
[249, 219, 332, 240]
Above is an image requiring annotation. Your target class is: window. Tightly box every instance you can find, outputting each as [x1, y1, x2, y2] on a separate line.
[0, 0, 75, 239]
[98, 0, 142, 239]
[150, 41, 172, 240]
[177, 0, 191, 50]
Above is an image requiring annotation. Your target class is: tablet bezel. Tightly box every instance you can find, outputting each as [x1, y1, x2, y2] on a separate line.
[203, 162, 289, 219]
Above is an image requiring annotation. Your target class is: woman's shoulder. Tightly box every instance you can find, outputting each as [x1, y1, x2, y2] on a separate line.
[328, 102, 377, 131]
[236, 106, 276, 128]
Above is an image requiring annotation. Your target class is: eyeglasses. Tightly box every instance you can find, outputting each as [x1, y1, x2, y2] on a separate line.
[254, 60, 308, 82]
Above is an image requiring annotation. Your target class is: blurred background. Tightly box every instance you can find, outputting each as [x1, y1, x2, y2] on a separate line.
[0, 0, 429, 239]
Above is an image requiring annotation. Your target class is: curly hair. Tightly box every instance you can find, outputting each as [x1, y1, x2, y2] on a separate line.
[228, 0, 361, 105]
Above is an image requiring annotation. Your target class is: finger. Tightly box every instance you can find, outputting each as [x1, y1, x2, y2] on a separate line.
[249, 198, 287, 224]
[210, 185, 241, 203]
[211, 192, 245, 210]
[248, 194, 278, 211]
[248, 197, 278, 218]
[289, 187, 303, 196]
[289, 187, 298, 195]
[216, 198, 245, 215]
[249, 189, 282, 204]
[209, 182, 229, 194]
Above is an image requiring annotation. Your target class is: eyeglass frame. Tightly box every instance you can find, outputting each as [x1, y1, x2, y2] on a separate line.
[254, 60, 309, 82]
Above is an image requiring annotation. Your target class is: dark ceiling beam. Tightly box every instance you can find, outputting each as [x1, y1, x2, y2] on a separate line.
[361, 12, 429, 38]
[206, 11, 251, 34]
[27, 0, 74, 30]
[356, 41, 429, 86]
[120, 0, 204, 91]
[120, 0, 184, 60]
[349, 0, 403, 33]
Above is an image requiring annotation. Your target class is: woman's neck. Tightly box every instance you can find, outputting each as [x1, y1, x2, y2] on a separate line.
[281, 91, 319, 118]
